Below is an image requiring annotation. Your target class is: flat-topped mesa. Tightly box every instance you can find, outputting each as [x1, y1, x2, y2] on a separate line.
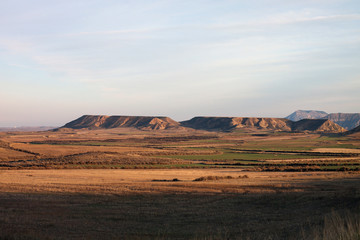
[62, 115, 109, 129]
[62, 115, 180, 130]
[61, 115, 346, 133]
[180, 117, 293, 131]
[286, 110, 328, 122]
[181, 117, 346, 133]
[291, 119, 346, 133]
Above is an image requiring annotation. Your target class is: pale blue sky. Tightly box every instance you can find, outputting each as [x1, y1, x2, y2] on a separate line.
[1, 0, 359, 126]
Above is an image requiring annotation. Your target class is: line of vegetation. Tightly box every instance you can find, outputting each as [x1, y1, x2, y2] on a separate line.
[157, 151, 336, 161]
[193, 175, 249, 181]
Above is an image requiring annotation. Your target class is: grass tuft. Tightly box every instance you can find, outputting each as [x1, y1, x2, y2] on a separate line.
[304, 210, 360, 240]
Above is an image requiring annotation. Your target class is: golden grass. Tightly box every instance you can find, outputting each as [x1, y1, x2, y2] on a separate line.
[303, 210, 360, 240]
[0, 147, 33, 159]
[0, 169, 357, 195]
[1, 129, 360, 238]
[0, 169, 359, 239]
[313, 148, 360, 153]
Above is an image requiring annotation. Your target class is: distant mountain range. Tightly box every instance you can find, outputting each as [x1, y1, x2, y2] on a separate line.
[3, 111, 358, 134]
[285, 110, 328, 122]
[59, 115, 347, 133]
[0, 126, 57, 132]
[285, 110, 360, 130]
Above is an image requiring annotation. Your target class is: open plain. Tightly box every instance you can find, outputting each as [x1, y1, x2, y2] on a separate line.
[3, 0, 360, 238]
[1, 127, 360, 239]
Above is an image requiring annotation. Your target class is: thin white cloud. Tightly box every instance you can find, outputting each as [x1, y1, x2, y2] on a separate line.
[0, 38, 33, 53]
[271, 13, 360, 25]
[62, 24, 193, 38]
[60, 13, 360, 38]
[65, 28, 155, 37]
[209, 13, 360, 30]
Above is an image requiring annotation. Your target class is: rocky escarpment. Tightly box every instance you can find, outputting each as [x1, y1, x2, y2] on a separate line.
[324, 113, 360, 130]
[181, 117, 293, 131]
[286, 110, 360, 130]
[61, 115, 347, 133]
[291, 119, 346, 133]
[61, 115, 180, 130]
[181, 117, 346, 133]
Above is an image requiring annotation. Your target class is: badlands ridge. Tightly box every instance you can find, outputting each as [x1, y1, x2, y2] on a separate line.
[61, 115, 349, 133]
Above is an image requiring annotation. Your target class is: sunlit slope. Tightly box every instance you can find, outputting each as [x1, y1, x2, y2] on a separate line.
[61, 115, 181, 130]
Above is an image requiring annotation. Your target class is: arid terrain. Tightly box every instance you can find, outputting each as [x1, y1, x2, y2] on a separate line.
[286, 110, 360, 130]
[1, 123, 360, 239]
[2, 0, 360, 237]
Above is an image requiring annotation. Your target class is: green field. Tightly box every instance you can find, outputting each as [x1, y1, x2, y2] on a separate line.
[157, 149, 332, 161]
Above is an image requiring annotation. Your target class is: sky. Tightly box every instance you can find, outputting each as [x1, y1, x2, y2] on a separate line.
[1, 0, 360, 127]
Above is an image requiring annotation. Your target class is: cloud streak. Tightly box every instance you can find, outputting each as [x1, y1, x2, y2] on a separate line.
[209, 13, 360, 30]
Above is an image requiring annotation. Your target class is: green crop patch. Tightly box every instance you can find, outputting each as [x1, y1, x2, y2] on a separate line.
[65, 163, 220, 169]
[157, 150, 326, 161]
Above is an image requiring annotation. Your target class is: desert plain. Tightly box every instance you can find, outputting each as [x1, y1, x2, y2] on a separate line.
[1, 126, 360, 239]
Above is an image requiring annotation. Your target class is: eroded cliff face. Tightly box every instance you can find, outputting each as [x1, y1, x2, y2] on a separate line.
[291, 119, 346, 133]
[62, 115, 180, 130]
[61, 115, 346, 133]
[230, 118, 293, 131]
[181, 117, 292, 131]
[62, 115, 109, 129]
[325, 113, 360, 130]
[286, 111, 360, 130]
[181, 117, 346, 133]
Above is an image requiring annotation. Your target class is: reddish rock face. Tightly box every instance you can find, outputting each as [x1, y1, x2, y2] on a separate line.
[61, 115, 346, 133]
[62, 115, 180, 130]
[181, 117, 293, 131]
[181, 117, 346, 133]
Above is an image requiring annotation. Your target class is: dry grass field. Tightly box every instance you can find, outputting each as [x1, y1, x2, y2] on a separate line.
[0, 128, 360, 239]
